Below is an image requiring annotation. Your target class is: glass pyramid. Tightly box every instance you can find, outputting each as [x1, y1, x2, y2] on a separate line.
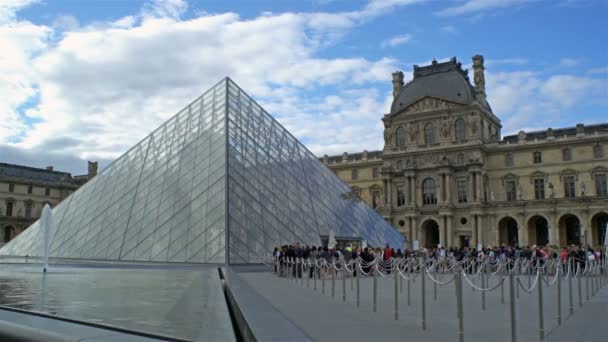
[0, 78, 404, 264]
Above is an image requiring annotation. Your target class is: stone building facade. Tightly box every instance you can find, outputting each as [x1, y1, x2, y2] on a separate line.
[0, 161, 97, 246]
[323, 56, 608, 249]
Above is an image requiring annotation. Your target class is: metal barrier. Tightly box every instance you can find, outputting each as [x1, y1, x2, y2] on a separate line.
[267, 254, 607, 342]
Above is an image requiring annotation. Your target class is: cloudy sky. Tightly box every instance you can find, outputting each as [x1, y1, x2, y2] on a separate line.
[1, 0, 607, 175]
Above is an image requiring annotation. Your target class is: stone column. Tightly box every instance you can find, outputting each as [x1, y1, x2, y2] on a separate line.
[413, 216, 419, 244]
[407, 176, 412, 205]
[468, 173, 475, 202]
[446, 216, 453, 248]
[445, 173, 452, 203]
[518, 216, 527, 247]
[549, 214, 559, 246]
[383, 179, 388, 205]
[581, 211, 590, 246]
[477, 215, 484, 246]
[386, 178, 393, 207]
[439, 216, 445, 247]
[438, 174, 444, 203]
[412, 177, 418, 207]
[471, 215, 478, 247]
[476, 172, 482, 202]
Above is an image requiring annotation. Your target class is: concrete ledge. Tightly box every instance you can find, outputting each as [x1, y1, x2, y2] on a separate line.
[0, 306, 186, 342]
[223, 268, 312, 342]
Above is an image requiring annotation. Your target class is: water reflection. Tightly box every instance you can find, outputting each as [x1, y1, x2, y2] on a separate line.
[0, 265, 232, 340]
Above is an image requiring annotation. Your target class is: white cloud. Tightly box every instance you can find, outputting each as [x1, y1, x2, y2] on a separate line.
[588, 66, 608, 74]
[485, 58, 528, 66]
[142, 0, 188, 20]
[0, 1, 51, 143]
[52, 15, 79, 31]
[558, 57, 581, 67]
[539, 75, 603, 108]
[440, 25, 457, 33]
[0, 0, 38, 24]
[435, 0, 532, 16]
[486, 70, 605, 134]
[3, 0, 429, 171]
[381, 34, 412, 47]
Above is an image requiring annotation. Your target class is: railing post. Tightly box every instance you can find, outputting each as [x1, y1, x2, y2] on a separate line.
[568, 259, 573, 316]
[394, 261, 399, 320]
[481, 261, 486, 311]
[421, 257, 427, 330]
[322, 262, 325, 295]
[501, 261, 505, 305]
[314, 261, 317, 291]
[433, 263, 437, 301]
[557, 260, 562, 326]
[373, 263, 378, 312]
[585, 262, 589, 302]
[342, 262, 346, 303]
[456, 269, 464, 342]
[509, 270, 517, 342]
[537, 270, 544, 341]
[578, 261, 582, 307]
[331, 262, 335, 298]
[356, 259, 360, 308]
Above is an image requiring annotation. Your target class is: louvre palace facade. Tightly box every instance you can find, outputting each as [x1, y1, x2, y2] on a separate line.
[322, 55, 608, 249]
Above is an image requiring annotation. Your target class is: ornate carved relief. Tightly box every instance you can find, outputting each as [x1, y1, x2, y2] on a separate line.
[407, 121, 419, 143]
[440, 117, 451, 139]
[403, 97, 456, 114]
[468, 114, 478, 136]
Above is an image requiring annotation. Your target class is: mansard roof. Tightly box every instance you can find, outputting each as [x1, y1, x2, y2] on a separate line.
[389, 57, 483, 115]
[0, 163, 78, 187]
[502, 123, 608, 143]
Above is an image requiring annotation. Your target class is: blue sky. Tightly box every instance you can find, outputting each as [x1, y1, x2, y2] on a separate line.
[1, 0, 607, 174]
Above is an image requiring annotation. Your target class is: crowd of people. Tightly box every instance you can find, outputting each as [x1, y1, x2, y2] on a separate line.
[272, 242, 606, 278]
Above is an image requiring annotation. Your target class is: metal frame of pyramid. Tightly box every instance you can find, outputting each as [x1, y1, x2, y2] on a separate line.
[0, 78, 404, 264]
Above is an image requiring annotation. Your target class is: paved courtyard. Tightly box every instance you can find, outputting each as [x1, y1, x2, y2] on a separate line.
[239, 270, 607, 341]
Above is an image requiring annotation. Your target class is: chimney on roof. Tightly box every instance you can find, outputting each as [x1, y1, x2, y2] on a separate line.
[392, 71, 404, 99]
[46, 166, 54, 171]
[88, 161, 98, 177]
[362, 150, 368, 161]
[472, 55, 488, 107]
[323, 155, 328, 165]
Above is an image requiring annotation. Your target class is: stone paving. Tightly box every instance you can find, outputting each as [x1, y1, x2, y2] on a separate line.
[239, 269, 607, 342]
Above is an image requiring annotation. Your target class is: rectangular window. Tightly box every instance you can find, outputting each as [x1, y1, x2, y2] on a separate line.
[534, 178, 545, 200]
[6, 202, 13, 216]
[564, 176, 576, 198]
[505, 153, 513, 167]
[506, 180, 516, 201]
[372, 190, 380, 209]
[396, 186, 405, 207]
[596, 174, 607, 197]
[372, 167, 380, 178]
[457, 180, 468, 203]
[533, 151, 542, 164]
[351, 169, 358, 180]
[25, 202, 32, 218]
[562, 148, 572, 161]
[45, 188, 51, 196]
[8, 184, 14, 192]
[27, 185, 33, 194]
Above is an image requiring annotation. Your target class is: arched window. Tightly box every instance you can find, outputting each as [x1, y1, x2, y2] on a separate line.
[422, 178, 437, 205]
[455, 118, 466, 142]
[424, 123, 435, 145]
[395, 127, 406, 147]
